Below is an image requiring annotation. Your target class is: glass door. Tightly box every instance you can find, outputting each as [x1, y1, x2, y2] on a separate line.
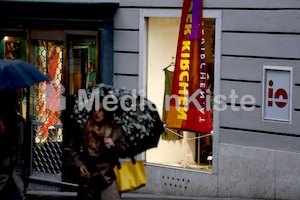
[29, 32, 98, 180]
[29, 39, 64, 175]
[62, 33, 97, 183]
[67, 34, 97, 95]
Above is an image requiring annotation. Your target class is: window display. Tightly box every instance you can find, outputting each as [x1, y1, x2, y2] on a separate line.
[33, 40, 64, 142]
[146, 17, 215, 171]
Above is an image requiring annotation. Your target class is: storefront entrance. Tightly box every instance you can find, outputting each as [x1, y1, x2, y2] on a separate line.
[0, 0, 117, 184]
[26, 32, 98, 179]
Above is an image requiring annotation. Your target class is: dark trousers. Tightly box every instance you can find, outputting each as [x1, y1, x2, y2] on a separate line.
[0, 177, 22, 200]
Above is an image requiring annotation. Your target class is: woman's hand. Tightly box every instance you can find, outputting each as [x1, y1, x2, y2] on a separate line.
[79, 164, 90, 177]
[104, 137, 115, 149]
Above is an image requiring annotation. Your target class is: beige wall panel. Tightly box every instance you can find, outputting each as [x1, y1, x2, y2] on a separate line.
[223, 10, 300, 33]
[113, 75, 138, 90]
[294, 66, 300, 84]
[275, 151, 300, 200]
[143, 164, 218, 197]
[114, 30, 139, 52]
[219, 128, 300, 153]
[221, 57, 263, 82]
[205, 0, 300, 8]
[114, 8, 140, 30]
[293, 86, 300, 109]
[220, 81, 262, 105]
[218, 143, 275, 199]
[222, 57, 300, 82]
[114, 52, 139, 74]
[222, 33, 300, 59]
[219, 107, 300, 135]
[219, 107, 261, 130]
[119, 0, 182, 7]
[120, 0, 300, 9]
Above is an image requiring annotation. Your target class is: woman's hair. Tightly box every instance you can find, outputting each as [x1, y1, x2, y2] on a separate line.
[90, 102, 114, 124]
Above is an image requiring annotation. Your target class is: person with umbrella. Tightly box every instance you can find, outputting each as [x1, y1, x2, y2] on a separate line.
[0, 89, 28, 200]
[66, 102, 128, 200]
[62, 83, 165, 199]
[0, 59, 50, 200]
[69, 83, 164, 159]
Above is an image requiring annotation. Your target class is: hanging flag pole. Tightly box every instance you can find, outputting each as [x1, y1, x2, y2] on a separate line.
[166, 0, 212, 134]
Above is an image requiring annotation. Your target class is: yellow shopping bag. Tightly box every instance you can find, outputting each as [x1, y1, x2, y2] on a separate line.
[113, 159, 147, 192]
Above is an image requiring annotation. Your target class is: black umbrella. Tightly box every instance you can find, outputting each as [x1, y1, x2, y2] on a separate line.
[0, 59, 49, 90]
[65, 83, 165, 158]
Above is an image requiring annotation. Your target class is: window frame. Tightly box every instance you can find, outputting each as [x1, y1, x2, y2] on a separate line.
[139, 9, 222, 174]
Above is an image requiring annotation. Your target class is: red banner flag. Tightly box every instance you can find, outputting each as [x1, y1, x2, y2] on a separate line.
[166, 0, 212, 134]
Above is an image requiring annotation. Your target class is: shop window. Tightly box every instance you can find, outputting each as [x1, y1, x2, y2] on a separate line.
[146, 17, 215, 172]
[30, 40, 64, 143]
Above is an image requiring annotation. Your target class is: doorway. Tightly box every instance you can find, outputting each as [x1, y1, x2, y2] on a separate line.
[29, 32, 98, 179]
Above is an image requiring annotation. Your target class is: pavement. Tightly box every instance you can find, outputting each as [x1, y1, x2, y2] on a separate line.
[26, 191, 265, 200]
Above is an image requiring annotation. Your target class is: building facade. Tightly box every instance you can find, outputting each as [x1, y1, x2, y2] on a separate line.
[0, 0, 300, 199]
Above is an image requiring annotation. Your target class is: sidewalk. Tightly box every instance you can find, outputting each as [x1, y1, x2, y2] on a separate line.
[26, 191, 265, 200]
[122, 193, 264, 200]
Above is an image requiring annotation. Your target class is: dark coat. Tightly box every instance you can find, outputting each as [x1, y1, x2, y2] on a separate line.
[0, 114, 27, 200]
[68, 119, 127, 199]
